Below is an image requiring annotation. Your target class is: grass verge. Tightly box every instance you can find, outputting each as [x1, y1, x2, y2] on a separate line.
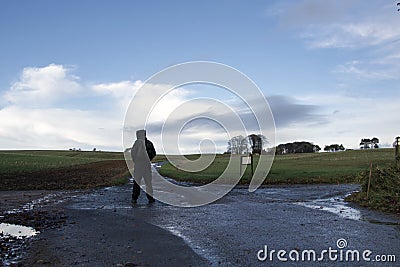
[345, 164, 400, 213]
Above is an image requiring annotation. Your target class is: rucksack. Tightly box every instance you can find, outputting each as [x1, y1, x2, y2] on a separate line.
[146, 139, 156, 161]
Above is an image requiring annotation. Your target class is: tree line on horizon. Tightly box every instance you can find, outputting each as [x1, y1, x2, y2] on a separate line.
[360, 137, 379, 149]
[226, 135, 382, 155]
[275, 141, 321, 155]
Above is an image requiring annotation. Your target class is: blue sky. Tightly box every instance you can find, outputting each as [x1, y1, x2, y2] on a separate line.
[1, 0, 399, 152]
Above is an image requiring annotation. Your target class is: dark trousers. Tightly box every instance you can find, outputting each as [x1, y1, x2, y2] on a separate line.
[132, 180, 154, 201]
[132, 162, 154, 202]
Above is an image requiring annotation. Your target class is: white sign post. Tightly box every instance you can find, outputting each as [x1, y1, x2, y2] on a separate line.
[240, 154, 253, 178]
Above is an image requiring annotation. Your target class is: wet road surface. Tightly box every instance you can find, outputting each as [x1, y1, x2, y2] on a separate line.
[62, 182, 400, 266]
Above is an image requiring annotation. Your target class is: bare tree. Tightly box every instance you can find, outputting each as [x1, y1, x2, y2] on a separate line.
[227, 135, 248, 154]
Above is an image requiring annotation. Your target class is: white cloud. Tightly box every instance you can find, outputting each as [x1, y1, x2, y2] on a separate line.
[303, 21, 400, 49]
[91, 80, 143, 109]
[124, 89, 245, 154]
[270, 0, 400, 82]
[92, 80, 141, 98]
[4, 64, 81, 107]
[144, 84, 193, 126]
[274, 1, 400, 49]
[0, 106, 120, 150]
[333, 60, 398, 80]
[0, 64, 139, 151]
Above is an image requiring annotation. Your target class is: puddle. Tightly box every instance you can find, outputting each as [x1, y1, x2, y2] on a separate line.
[296, 193, 400, 226]
[0, 223, 39, 238]
[296, 196, 361, 220]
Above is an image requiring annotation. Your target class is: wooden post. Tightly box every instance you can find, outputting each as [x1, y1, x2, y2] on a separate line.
[366, 162, 372, 200]
[395, 136, 400, 170]
[250, 153, 254, 177]
[240, 156, 243, 177]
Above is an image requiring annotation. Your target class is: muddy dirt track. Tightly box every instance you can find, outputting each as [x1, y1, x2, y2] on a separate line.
[2, 181, 399, 267]
[0, 160, 128, 191]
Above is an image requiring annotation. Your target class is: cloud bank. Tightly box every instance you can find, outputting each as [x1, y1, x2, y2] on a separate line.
[0, 64, 139, 150]
[0, 64, 329, 152]
[273, 1, 400, 82]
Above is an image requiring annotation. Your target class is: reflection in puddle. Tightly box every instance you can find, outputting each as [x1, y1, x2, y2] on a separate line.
[0, 223, 39, 238]
[296, 197, 361, 220]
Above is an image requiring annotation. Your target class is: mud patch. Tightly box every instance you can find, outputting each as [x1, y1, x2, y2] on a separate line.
[0, 160, 128, 191]
[0, 191, 80, 266]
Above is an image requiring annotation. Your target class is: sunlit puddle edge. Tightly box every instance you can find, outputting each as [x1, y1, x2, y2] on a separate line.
[295, 193, 400, 225]
[296, 198, 361, 220]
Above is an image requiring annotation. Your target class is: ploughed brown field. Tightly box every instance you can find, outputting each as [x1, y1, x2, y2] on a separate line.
[0, 159, 129, 190]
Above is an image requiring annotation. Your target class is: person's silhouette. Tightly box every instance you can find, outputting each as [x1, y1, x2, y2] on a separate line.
[130, 129, 156, 204]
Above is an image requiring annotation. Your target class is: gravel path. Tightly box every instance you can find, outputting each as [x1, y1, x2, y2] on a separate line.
[2, 183, 399, 266]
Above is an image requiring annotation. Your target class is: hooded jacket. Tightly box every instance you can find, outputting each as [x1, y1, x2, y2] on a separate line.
[131, 130, 149, 162]
[130, 129, 156, 162]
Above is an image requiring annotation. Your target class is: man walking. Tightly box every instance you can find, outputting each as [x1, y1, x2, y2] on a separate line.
[130, 129, 156, 204]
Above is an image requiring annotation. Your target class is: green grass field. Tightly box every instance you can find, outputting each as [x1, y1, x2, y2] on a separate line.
[0, 148, 395, 186]
[159, 148, 396, 184]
